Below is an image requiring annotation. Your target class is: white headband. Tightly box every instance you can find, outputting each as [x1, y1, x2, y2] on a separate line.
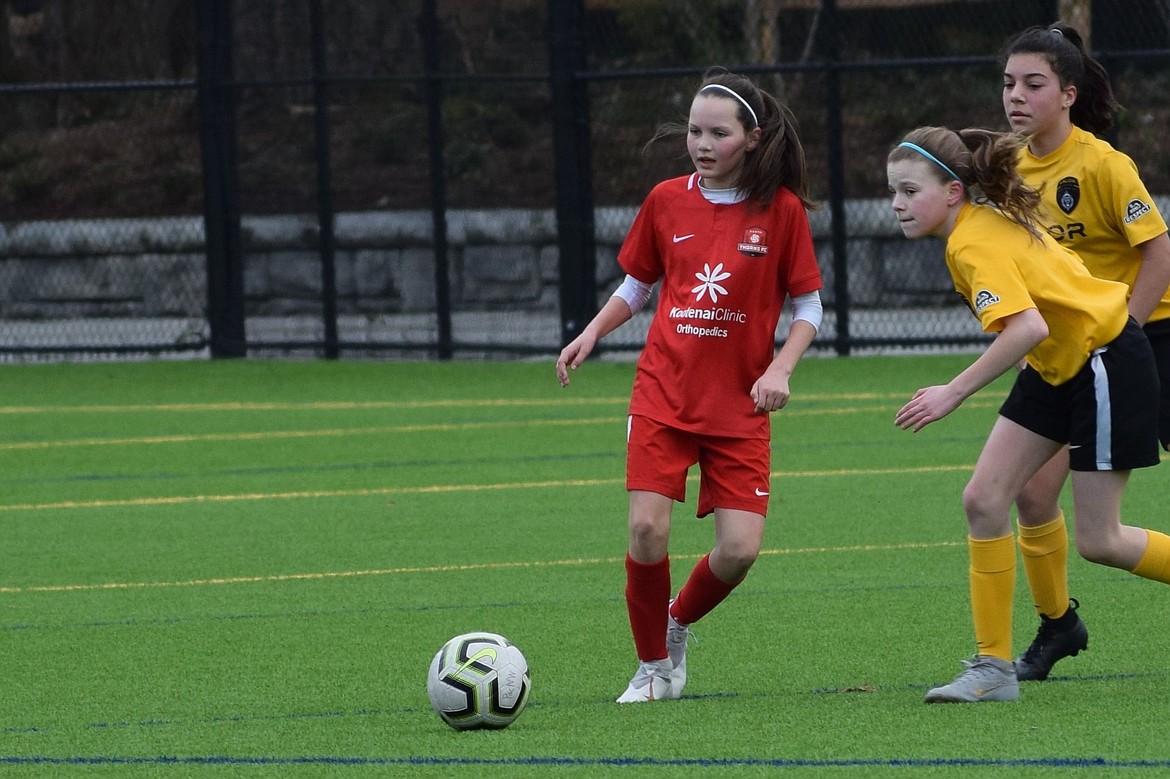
[700, 84, 759, 127]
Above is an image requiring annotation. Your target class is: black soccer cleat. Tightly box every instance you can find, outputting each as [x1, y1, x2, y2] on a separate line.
[1015, 598, 1089, 682]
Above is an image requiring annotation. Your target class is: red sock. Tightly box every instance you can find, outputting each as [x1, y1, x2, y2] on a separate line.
[670, 553, 739, 626]
[625, 554, 671, 661]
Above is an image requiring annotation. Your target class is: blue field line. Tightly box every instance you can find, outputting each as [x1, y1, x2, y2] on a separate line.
[2, 755, 1169, 769]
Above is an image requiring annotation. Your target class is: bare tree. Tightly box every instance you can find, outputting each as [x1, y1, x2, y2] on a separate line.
[0, 0, 12, 79]
[1059, 0, 1091, 46]
[38, 0, 193, 83]
[745, 0, 786, 97]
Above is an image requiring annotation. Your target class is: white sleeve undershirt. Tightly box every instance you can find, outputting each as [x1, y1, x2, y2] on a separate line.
[790, 290, 823, 333]
[612, 274, 655, 314]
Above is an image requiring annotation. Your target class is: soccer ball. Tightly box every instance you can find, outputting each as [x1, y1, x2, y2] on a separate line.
[426, 631, 531, 730]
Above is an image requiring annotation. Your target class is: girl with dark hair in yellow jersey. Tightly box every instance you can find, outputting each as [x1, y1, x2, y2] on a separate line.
[1001, 22, 1170, 683]
[887, 126, 1169, 704]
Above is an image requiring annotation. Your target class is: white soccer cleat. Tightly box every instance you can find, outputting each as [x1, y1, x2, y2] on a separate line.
[666, 604, 693, 693]
[616, 659, 677, 703]
[924, 655, 1019, 703]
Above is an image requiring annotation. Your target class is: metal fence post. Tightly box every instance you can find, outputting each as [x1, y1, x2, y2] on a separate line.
[548, 0, 597, 348]
[822, 0, 851, 356]
[309, 0, 339, 358]
[421, 0, 454, 360]
[196, 0, 246, 358]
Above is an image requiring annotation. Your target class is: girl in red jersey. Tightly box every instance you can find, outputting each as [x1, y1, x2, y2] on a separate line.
[1000, 23, 1170, 683]
[888, 126, 1170, 704]
[555, 67, 823, 703]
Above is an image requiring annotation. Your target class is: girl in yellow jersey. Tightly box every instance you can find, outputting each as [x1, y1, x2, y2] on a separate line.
[887, 126, 1169, 704]
[1001, 22, 1170, 683]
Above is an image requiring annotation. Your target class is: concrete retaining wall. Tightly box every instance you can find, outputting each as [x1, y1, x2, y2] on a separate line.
[10, 196, 1159, 320]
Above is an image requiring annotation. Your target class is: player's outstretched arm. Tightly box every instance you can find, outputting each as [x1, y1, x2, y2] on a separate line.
[895, 308, 1048, 432]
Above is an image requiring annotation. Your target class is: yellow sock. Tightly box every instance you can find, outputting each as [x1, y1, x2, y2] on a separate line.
[969, 535, 1016, 662]
[1017, 512, 1070, 620]
[1131, 530, 1170, 583]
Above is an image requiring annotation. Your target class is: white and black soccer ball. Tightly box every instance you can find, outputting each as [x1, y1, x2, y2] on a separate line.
[426, 631, 531, 730]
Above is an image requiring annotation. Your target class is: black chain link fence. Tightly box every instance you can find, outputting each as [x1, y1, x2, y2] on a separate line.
[1, 0, 1168, 360]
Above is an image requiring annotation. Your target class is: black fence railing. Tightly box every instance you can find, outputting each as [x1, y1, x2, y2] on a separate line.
[1, 0, 1168, 360]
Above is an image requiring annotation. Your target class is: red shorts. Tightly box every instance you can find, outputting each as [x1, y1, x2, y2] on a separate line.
[625, 415, 771, 518]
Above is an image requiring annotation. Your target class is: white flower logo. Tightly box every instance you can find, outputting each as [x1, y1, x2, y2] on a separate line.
[691, 262, 730, 303]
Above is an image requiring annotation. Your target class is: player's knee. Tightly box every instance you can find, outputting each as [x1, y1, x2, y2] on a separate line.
[1014, 488, 1059, 524]
[714, 539, 760, 577]
[628, 513, 668, 550]
[1074, 531, 1125, 568]
[1075, 537, 1107, 565]
[725, 547, 759, 572]
[961, 484, 1014, 537]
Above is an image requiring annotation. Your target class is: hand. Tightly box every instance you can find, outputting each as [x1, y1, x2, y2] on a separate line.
[894, 385, 963, 432]
[555, 333, 597, 388]
[750, 371, 791, 414]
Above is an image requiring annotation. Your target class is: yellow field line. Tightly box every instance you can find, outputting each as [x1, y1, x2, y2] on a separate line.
[0, 540, 963, 595]
[0, 398, 623, 415]
[0, 392, 949, 415]
[0, 464, 973, 514]
[0, 479, 625, 513]
[0, 400, 1005, 452]
[0, 418, 626, 451]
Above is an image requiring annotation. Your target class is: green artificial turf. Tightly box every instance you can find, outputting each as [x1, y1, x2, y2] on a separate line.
[1, 355, 1167, 777]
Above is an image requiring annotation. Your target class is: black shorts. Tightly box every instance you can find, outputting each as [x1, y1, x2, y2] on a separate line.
[1143, 317, 1170, 450]
[999, 318, 1161, 472]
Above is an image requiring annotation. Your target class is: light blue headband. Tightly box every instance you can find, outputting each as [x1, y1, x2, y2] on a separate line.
[898, 141, 962, 182]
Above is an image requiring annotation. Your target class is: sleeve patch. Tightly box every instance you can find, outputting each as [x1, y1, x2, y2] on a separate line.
[973, 289, 1001, 314]
[1124, 199, 1153, 224]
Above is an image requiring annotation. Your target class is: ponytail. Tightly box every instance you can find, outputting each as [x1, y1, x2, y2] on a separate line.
[889, 126, 1044, 233]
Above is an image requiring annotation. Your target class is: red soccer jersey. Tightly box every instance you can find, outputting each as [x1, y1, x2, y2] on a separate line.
[620, 173, 823, 439]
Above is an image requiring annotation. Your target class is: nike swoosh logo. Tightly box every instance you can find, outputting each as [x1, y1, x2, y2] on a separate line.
[755, 488, 769, 497]
[1068, 445, 1082, 450]
[673, 234, 695, 243]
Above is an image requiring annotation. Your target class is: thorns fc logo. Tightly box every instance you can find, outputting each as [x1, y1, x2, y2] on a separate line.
[1056, 177, 1079, 215]
[737, 227, 768, 256]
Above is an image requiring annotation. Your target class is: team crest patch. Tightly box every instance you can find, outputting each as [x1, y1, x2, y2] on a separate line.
[737, 227, 768, 256]
[1124, 198, 1152, 224]
[1056, 176, 1079, 215]
[972, 289, 1000, 314]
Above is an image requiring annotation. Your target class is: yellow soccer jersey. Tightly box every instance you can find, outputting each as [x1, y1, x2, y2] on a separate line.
[1017, 125, 1170, 323]
[947, 203, 1130, 385]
